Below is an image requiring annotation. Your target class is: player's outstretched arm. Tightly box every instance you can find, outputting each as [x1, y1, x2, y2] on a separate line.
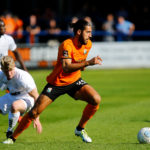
[28, 88, 42, 133]
[87, 56, 103, 66]
[62, 56, 102, 73]
[13, 49, 28, 72]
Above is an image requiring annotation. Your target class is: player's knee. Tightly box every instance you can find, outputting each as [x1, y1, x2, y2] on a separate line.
[93, 94, 101, 105]
[11, 102, 18, 112]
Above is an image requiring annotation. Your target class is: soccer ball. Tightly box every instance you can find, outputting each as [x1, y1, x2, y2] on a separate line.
[137, 127, 150, 144]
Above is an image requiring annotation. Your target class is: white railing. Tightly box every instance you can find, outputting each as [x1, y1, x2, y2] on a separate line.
[13, 41, 150, 69]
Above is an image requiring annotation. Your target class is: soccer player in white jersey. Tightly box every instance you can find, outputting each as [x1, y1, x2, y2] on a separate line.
[0, 56, 42, 141]
[0, 19, 27, 71]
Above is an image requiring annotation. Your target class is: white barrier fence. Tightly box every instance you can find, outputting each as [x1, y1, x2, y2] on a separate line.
[15, 41, 150, 69]
[88, 41, 150, 69]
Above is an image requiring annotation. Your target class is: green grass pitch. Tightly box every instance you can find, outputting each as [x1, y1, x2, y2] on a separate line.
[0, 68, 150, 150]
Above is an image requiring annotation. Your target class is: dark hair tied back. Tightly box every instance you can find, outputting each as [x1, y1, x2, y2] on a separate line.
[70, 19, 91, 34]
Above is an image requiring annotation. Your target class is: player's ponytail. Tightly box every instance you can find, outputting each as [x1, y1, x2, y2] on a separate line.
[70, 19, 91, 35]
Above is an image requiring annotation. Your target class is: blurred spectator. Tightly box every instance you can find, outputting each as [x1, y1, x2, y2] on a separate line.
[3, 12, 16, 35]
[26, 15, 41, 44]
[68, 16, 78, 33]
[13, 15, 24, 42]
[116, 16, 135, 41]
[46, 18, 61, 46]
[0, 13, 24, 42]
[0, 19, 28, 71]
[47, 18, 61, 35]
[102, 13, 115, 42]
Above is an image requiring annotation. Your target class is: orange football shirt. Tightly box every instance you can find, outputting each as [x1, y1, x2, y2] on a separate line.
[47, 37, 92, 86]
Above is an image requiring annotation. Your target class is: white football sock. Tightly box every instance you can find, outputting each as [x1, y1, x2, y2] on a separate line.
[7, 111, 20, 132]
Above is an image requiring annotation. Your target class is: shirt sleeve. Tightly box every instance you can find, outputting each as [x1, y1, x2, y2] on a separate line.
[20, 73, 36, 93]
[61, 43, 72, 59]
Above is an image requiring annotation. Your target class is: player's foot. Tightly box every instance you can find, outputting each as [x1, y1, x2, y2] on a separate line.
[6, 131, 13, 138]
[75, 128, 92, 143]
[2, 138, 14, 144]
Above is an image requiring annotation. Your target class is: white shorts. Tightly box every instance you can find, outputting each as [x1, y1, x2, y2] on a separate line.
[0, 93, 34, 115]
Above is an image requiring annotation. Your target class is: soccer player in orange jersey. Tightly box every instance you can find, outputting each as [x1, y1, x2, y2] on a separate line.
[3, 19, 102, 144]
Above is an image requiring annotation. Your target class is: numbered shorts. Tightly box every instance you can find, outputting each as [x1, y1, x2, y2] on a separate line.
[42, 78, 88, 101]
[0, 93, 34, 115]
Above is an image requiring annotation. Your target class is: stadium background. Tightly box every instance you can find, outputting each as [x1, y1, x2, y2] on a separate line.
[1, 0, 150, 69]
[1, 0, 150, 31]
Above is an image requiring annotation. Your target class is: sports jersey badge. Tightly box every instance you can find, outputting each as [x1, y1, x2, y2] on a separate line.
[47, 87, 52, 93]
[84, 49, 87, 54]
[63, 50, 68, 57]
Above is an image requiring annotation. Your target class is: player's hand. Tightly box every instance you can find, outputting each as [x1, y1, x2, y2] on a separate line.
[88, 56, 102, 66]
[33, 116, 42, 134]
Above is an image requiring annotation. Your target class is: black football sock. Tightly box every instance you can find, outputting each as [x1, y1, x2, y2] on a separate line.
[10, 136, 16, 142]
[76, 126, 84, 131]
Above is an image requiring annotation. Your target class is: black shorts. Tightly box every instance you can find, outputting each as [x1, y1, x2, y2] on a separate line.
[41, 78, 88, 101]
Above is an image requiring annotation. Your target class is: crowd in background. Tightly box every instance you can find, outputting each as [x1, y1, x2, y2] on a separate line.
[0, 3, 149, 44]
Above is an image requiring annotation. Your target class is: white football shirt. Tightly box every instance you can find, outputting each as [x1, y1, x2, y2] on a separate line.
[0, 67, 37, 114]
[0, 67, 36, 99]
[0, 34, 17, 62]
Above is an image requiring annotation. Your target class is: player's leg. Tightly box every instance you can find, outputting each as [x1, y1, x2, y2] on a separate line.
[74, 84, 101, 127]
[7, 111, 20, 138]
[11, 94, 53, 140]
[3, 83, 64, 144]
[7, 99, 30, 138]
[0, 94, 16, 138]
[74, 84, 101, 142]
[75, 84, 101, 104]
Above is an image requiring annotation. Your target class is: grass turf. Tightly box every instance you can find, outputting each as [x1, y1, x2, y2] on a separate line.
[0, 68, 150, 150]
